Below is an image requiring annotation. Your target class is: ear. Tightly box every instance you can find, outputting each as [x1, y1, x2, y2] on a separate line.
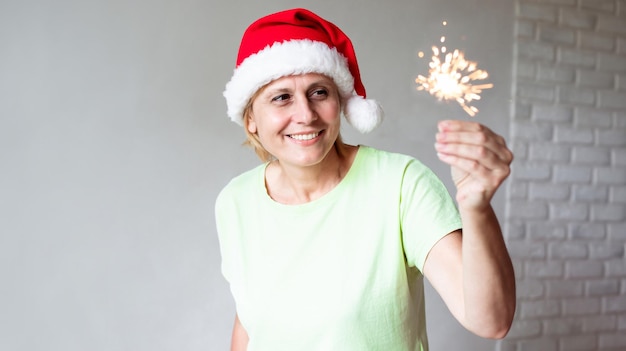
[247, 112, 257, 134]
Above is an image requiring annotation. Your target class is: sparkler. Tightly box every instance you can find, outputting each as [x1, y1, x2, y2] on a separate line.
[415, 31, 493, 117]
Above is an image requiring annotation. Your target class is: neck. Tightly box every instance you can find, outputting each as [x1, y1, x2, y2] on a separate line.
[266, 144, 357, 204]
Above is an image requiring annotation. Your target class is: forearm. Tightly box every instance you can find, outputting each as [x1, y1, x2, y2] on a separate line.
[459, 204, 516, 338]
[231, 314, 249, 351]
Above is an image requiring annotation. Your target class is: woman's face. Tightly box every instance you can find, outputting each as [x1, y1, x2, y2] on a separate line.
[248, 73, 342, 168]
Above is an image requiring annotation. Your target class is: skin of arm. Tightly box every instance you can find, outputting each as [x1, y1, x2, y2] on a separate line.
[231, 314, 249, 351]
[423, 120, 516, 339]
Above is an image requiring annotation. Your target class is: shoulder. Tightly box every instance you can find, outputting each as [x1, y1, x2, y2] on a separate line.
[215, 163, 266, 208]
[357, 147, 448, 199]
[358, 145, 413, 162]
[358, 146, 431, 175]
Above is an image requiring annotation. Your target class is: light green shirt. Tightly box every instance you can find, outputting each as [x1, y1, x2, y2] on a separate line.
[216, 146, 461, 351]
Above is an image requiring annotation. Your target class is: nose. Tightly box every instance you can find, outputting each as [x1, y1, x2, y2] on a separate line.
[292, 96, 316, 124]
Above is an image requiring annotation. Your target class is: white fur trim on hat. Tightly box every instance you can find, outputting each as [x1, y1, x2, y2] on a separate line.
[223, 39, 383, 133]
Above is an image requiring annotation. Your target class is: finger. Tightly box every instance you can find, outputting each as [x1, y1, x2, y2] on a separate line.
[437, 152, 510, 188]
[437, 124, 502, 146]
[437, 152, 492, 180]
[436, 133, 513, 164]
[438, 120, 483, 132]
[436, 120, 513, 163]
[438, 120, 508, 147]
[435, 142, 511, 172]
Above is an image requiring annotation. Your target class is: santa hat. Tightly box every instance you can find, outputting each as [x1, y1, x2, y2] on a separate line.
[223, 8, 383, 133]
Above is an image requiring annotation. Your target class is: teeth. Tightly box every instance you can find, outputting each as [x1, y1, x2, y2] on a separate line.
[290, 132, 319, 141]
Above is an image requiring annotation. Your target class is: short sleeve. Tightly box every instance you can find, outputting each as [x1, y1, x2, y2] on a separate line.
[215, 186, 236, 284]
[400, 159, 462, 272]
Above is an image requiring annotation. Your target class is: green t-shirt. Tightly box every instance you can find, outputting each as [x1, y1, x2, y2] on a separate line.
[216, 146, 461, 351]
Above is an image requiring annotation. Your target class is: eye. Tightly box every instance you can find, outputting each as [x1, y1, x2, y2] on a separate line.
[310, 88, 329, 99]
[271, 93, 291, 102]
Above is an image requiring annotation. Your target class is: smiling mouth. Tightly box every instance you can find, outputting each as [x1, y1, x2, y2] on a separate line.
[288, 131, 321, 141]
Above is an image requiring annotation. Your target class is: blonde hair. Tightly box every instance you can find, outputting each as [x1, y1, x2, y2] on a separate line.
[241, 81, 347, 163]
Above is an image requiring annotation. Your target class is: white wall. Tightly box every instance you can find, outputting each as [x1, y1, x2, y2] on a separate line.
[502, 1, 626, 350]
[0, 0, 514, 350]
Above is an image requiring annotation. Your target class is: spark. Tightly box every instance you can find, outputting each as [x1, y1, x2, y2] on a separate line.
[415, 41, 493, 117]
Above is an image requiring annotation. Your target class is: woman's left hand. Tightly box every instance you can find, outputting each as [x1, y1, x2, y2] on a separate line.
[434, 120, 513, 210]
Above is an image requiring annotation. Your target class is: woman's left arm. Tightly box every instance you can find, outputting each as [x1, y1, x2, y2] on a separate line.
[423, 120, 516, 339]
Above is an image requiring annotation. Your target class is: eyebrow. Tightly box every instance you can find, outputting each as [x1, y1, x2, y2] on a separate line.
[264, 87, 291, 96]
[264, 78, 334, 95]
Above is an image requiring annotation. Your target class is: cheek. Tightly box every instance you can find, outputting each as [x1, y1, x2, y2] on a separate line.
[325, 103, 342, 124]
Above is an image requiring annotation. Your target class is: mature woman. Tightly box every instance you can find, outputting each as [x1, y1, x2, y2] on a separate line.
[216, 8, 515, 351]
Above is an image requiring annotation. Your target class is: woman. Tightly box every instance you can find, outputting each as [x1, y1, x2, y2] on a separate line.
[216, 8, 515, 351]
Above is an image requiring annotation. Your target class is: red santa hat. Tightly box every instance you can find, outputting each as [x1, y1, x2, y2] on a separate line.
[223, 8, 383, 133]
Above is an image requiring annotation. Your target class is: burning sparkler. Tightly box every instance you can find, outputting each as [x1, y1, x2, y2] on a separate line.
[415, 33, 493, 117]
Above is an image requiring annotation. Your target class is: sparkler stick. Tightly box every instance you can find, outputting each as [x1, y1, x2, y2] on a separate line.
[415, 28, 493, 117]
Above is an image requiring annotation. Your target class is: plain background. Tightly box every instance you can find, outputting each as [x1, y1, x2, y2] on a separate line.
[0, 0, 514, 350]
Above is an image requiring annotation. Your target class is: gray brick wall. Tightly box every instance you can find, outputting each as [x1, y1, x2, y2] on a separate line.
[502, 0, 626, 350]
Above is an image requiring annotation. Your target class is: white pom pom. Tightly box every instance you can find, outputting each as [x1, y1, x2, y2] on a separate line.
[344, 95, 384, 133]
